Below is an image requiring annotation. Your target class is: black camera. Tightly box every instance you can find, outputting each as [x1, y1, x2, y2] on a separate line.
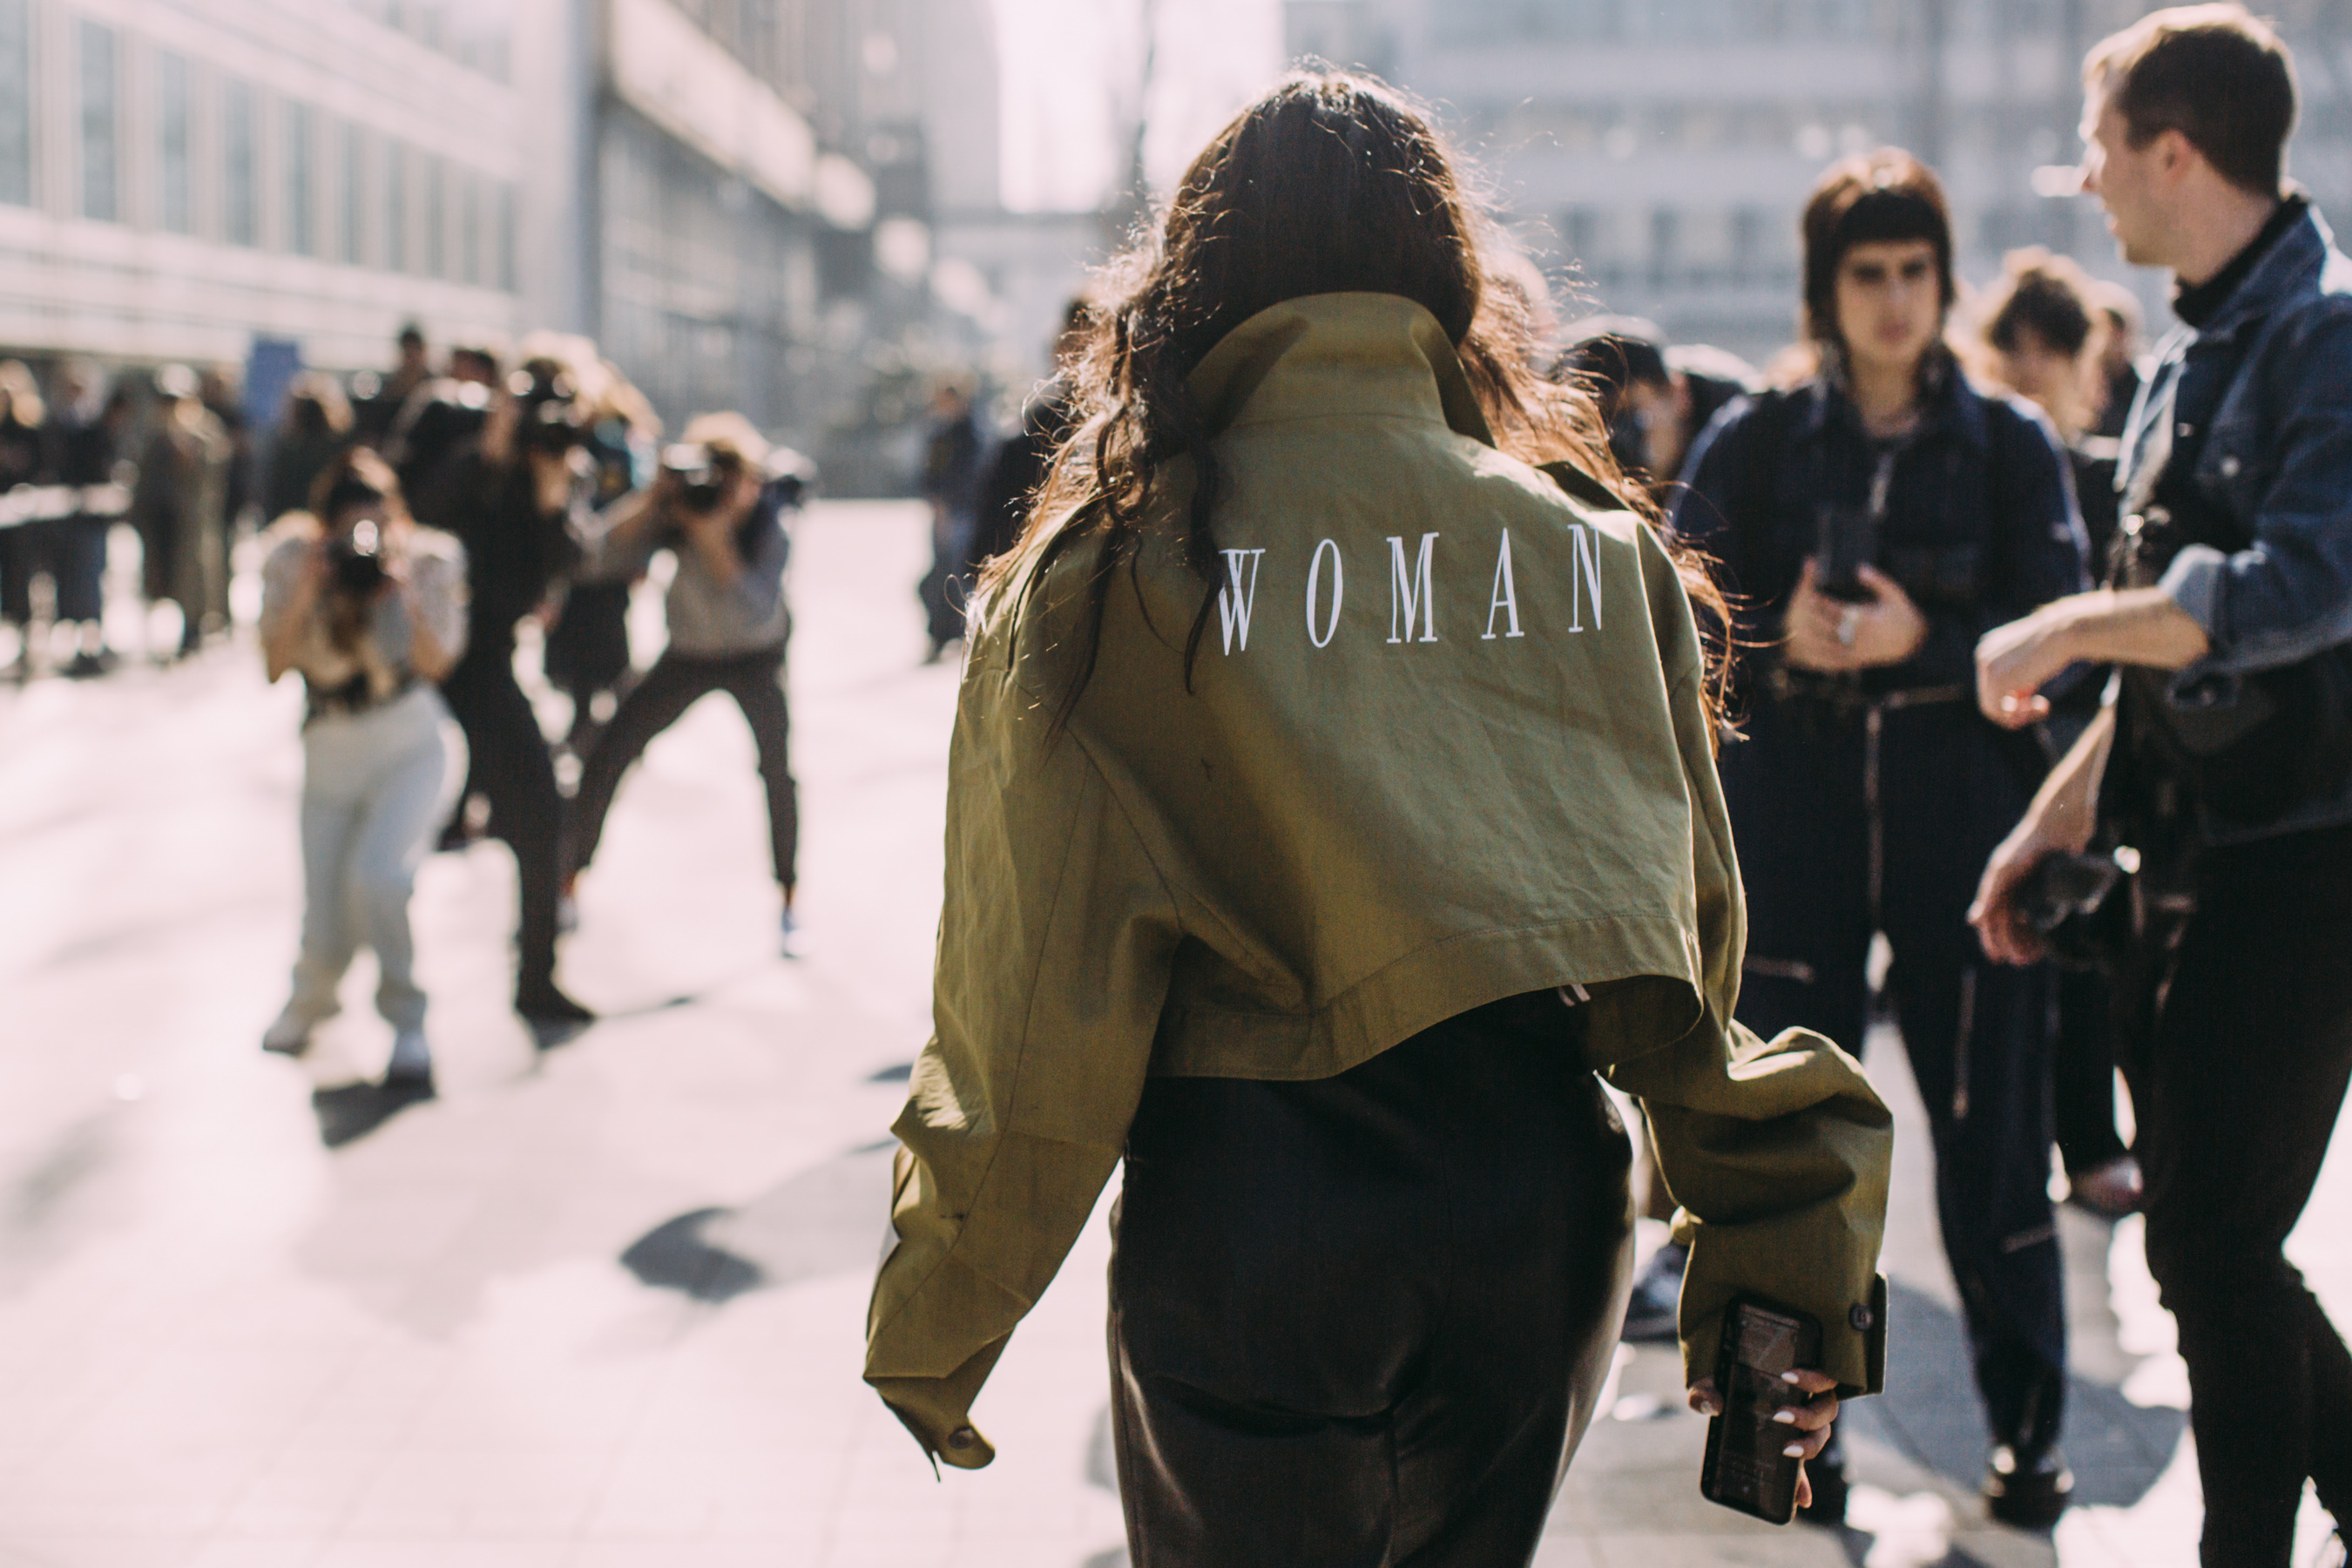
[511, 367, 588, 456]
[325, 519, 389, 596]
[660, 443, 745, 513]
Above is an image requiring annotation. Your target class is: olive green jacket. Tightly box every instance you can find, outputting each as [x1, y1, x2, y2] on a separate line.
[865, 293, 1892, 1468]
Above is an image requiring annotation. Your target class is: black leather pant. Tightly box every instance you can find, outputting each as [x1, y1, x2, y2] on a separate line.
[438, 642, 563, 998]
[2138, 823, 2352, 1565]
[1110, 993, 1635, 1567]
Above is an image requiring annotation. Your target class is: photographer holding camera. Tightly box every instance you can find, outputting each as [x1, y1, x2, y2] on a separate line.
[257, 450, 465, 1089]
[1973, 10, 2352, 1561]
[565, 414, 805, 953]
[427, 359, 595, 1034]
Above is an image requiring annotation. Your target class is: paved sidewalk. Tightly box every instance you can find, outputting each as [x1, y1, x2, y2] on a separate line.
[0, 501, 2344, 1565]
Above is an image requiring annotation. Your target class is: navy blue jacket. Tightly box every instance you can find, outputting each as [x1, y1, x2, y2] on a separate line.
[1672, 352, 2090, 706]
[2131, 204, 2352, 843]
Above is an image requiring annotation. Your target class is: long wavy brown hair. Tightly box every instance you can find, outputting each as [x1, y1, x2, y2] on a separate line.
[974, 71, 1728, 731]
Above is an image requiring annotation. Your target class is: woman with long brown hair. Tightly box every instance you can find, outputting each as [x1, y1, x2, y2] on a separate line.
[865, 75, 1890, 1561]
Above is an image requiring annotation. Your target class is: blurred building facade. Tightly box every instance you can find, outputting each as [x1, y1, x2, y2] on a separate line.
[1288, 0, 2352, 364]
[0, 0, 525, 372]
[0, 0, 1010, 484]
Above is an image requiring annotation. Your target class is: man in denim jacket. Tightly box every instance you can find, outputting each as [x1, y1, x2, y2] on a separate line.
[1972, 9, 2352, 1563]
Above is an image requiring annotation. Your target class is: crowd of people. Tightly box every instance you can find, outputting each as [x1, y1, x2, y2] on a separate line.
[0, 323, 816, 1094]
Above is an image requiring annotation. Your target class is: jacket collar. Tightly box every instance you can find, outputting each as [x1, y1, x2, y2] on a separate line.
[2189, 198, 2333, 344]
[1797, 341, 1990, 452]
[1186, 293, 1497, 447]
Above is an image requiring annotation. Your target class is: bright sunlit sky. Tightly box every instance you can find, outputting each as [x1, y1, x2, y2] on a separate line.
[992, 0, 1288, 212]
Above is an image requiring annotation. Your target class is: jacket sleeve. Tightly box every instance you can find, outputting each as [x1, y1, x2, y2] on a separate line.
[863, 613, 1183, 1468]
[2158, 304, 2352, 676]
[1899, 401, 2090, 689]
[1669, 395, 1778, 656]
[1598, 526, 1894, 1396]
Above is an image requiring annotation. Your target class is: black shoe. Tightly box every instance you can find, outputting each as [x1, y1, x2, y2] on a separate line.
[519, 983, 595, 1047]
[1984, 1443, 2072, 1529]
[1619, 1240, 1687, 1342]
[63, 650, 113, 679]
[377, 1065, 437, 1102]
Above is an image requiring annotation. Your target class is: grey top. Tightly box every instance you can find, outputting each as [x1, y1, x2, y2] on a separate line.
[260, 518, 469, 717]
[580, 491, 792, 658]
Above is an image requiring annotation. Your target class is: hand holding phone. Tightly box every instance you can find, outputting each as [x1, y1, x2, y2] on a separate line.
[1697, 1298, 1839, 1524]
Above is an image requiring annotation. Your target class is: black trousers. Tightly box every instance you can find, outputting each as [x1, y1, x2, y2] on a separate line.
[568, 645, 799, 892]
[2054, 966, 2131, 1176]
[438, 643, 563, 997]
[1723, 696, 2066, 1457]
[2138, 822, 2352, 1565]
[1110, 993, 1634, 1567]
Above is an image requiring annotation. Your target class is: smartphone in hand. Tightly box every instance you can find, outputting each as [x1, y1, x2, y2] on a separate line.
[1700, 1296, 1823, 1524]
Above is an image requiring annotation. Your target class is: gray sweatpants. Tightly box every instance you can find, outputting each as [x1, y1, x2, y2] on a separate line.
[287, 686, 465, 1033]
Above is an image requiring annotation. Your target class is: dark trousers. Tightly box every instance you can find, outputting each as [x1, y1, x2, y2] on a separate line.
[2053, 965, 2131, 1175]
[568, 645, 799, 892]
[1, 518, 105, 625]
[2138, 823, 2352, 1565]
[437, 644, 563, 997]
[1110, 993, 1634, 1566]
[1724, 696, 2065, 1456]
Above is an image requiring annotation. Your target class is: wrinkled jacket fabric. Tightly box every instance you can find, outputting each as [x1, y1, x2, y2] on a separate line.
[864, 293, 1894, 1466]
[2131, 202, 2352, 843]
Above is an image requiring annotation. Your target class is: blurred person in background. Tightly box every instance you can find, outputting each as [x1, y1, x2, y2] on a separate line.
[266, 374, 356, 522]
[389, 342, 501, 504]
[0, 361, 51, 678]
[257, 449, 466, 1093]
[200, 363, 253, 544]
[48, 361, 122, 677]
[427, 359, 594, 1036]
[353, 323, 431, 445]
[1970, 247, 2144, 1220]
[1973, 10, 2352, 1559]
[544, 353, 660, 756]
[867, 73, 1889, 1561]
[916, 375, 983, 663]
[131, 364, 232, 659]
[1557, 317, 1757, 498]
[1673, 148, 2090, 1526]
[2090, 280, 2146, 441]
[565, 414, 808, 956]
[963, 299, 1089, 578]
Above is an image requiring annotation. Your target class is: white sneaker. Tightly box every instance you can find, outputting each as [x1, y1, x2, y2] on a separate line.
[262, 1006, 324, 1056]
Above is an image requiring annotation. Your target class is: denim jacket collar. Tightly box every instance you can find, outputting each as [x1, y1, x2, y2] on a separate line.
[2191, 199, 2334, 347]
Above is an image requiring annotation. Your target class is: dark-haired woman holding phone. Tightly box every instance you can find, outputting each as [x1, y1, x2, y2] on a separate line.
[864, 74, 1893, 1565]
[258, 450, 467, 1090]
[1673, 151, 2090, 1526]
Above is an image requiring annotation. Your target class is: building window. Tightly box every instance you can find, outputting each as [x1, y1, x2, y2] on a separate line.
[340, 121, 364, 265]
[79, 20, 117, 222]
[422, 154, 444, 278]
[287, 103, 314, 255]
[460, 169, 480, 286]
[1648, 207, 1680, 290]
[497, 181, 516, 292]
[224, 79, 258, 247]
[159, 51, 193, 234]
[0, 0, 30, 207]
[386, 141, 408, 272]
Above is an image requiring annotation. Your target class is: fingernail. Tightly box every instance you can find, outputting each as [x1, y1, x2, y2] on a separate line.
[1772, 1409, 1797, 1424]
[1781, 1371, 1801, 1384]
[1783, 1443, 1806, 1458]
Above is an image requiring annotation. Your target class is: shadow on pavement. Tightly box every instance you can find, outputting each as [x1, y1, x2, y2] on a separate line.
[621, 1143, 896, 1302]
[310, 1078, 438, 1149]
[1848, 1278, 2185, 1511]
